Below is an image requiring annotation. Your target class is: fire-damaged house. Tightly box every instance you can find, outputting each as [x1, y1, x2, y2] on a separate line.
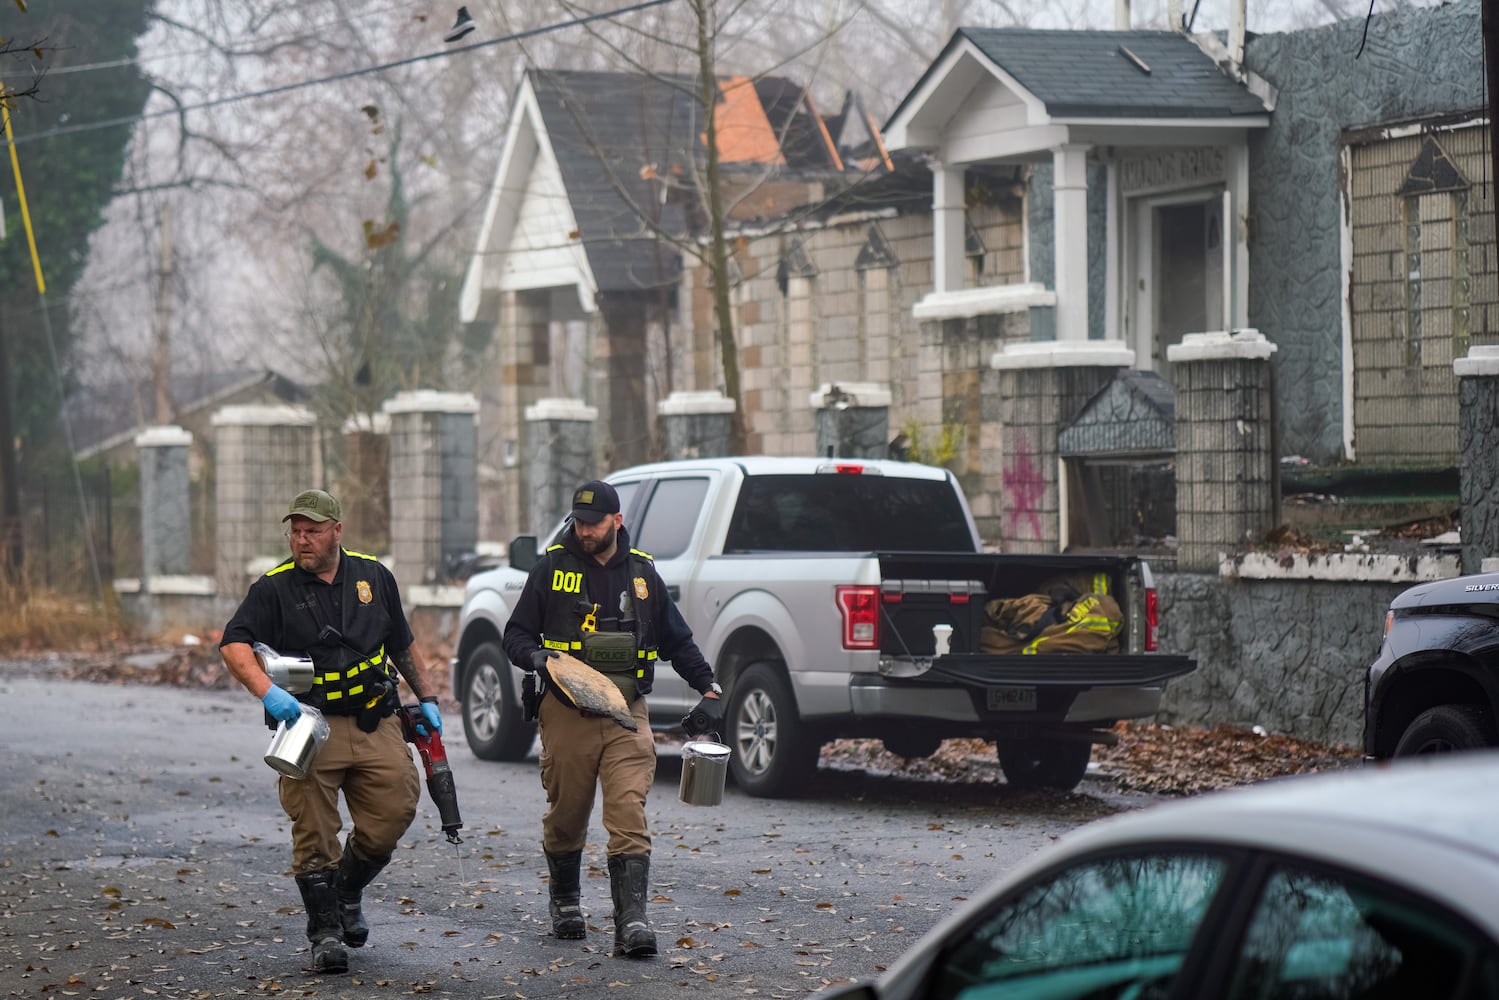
[459, 0, 1489, 553]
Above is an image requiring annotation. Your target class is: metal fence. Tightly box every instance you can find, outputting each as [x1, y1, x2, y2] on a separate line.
[14, 468, 215, 597]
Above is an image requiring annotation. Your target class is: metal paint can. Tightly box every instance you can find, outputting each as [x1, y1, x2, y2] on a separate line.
[253, 642, 314, 694]
[263, 705, 330, 779]
[678, 740, 730, 806]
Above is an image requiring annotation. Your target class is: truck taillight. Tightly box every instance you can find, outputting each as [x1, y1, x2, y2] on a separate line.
[837, 585, 880, 650]
[1144, 587, 1158, 652]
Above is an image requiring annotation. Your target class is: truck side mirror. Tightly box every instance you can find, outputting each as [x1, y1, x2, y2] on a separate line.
[508, 535, 538, 573]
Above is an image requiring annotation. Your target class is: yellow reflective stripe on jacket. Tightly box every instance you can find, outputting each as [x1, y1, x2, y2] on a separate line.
[1092, 573, 1109, 595]
[266, 559, 296, 577]
[636, 649, 657, 660]
[312, 646, 388, 700]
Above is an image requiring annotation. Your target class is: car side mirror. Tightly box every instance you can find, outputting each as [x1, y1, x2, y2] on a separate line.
[508, 535, 538, 573]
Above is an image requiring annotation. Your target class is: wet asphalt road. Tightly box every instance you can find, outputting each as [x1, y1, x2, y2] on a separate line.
[0, 670, 1149, 999]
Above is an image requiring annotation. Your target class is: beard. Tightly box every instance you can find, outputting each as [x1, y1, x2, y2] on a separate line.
[577, 521, 616, 555]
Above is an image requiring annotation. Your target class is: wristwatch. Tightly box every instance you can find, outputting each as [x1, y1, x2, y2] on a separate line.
[707, 682, 723, 696]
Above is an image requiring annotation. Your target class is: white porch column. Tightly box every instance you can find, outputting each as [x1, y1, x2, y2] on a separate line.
[1053, 144, 1091, 342]
[933, 164, 966, 294]
[1228, 143, 1251, 330]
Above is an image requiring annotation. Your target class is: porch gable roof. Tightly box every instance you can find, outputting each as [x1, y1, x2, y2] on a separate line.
[885, 27, 1270, 155]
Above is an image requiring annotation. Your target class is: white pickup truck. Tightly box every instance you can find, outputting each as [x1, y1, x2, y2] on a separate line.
[450, 456, 1195, 797]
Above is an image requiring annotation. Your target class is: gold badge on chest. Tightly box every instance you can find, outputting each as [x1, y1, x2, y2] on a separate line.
[633, 576, 649, 601]
[357, 580, 373, 604]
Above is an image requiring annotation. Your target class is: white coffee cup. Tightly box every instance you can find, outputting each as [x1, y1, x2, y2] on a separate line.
[932, 623, 954, 657]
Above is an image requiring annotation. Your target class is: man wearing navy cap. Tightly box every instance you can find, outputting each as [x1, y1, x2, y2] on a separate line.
[503, 479, 722, 957]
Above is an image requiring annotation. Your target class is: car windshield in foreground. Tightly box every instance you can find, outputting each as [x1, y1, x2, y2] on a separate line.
[725, 474, 973, 552]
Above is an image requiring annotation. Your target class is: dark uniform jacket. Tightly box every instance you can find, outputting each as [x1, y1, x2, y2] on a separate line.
[502, 523, 714, 697]
[221, 548, 415, 714]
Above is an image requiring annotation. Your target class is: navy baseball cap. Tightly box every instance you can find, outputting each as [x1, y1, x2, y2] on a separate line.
[571, 480, 620, 524]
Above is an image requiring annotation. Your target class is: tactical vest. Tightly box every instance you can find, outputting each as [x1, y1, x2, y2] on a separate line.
[538, 545, 659, 699]
[264, 549, 397, 714]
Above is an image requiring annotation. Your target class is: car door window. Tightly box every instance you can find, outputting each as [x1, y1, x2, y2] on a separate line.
[634, 477, 710, 560]
[928, 852, 1229, 1000]
[1225, 864, 1496, 1000]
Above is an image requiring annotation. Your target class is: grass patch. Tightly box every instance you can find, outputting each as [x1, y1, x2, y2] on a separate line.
[0, 577, 136, 652]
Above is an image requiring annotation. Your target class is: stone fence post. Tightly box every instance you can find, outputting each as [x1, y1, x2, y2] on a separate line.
[341, 412, 390, 554]
[658, 391, 736, 459]
[137, 425, 192, 584]
[212, 404, 318, 593]
[811, 382, 891, 459]
[1455, 345, 1499, 574]
[384, 390, 479, 595]
[991, 342, 1133, 553]
[525, 398, 597, 537]
[1167, 330, 1279, 573]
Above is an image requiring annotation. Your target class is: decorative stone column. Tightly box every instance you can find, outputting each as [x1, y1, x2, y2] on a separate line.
[384, 390, 479, 595]
[137, 425, 193, 583]
[991, 341, 1134, 553]
[658, 391, 736, 459]
[341, 412, 390, 553]
[524, 397, 598, 538]
[811, 383, 891, 459]
[1455, 345, 1499, 574]
[1167, 330, 1279, 573]
[212, 404, 318, 592]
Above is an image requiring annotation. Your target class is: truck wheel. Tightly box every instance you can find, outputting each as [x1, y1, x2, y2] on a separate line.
[1393, 704, 1497, 755]
[727, 662, 820, 798]
[997, 738, 1092, 792]
[460, 641, 536, 762]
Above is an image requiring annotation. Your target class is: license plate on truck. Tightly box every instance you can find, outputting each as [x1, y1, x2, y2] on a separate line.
[987, 686, 1037, 711]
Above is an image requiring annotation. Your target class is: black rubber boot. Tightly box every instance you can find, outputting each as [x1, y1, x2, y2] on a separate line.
[334, 839, 390, 948]
[607, 853, 657, 958]
[546, 850, 587, 939]
[295, 871, 349, 974]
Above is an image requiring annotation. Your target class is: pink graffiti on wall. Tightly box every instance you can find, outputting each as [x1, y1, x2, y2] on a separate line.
[1003, 437, 1046, 541]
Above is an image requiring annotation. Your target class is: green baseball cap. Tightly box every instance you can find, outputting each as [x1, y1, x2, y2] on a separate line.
[283, 489, 342, 523]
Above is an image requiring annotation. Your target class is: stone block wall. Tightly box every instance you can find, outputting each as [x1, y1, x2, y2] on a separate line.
[1157, 571, 1408, 747]
[1347, 121, 1496, 467]
[682, 205, 1026, 463]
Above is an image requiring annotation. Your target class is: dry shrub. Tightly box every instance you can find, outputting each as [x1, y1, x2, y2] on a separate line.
[0, 575, 137, 653]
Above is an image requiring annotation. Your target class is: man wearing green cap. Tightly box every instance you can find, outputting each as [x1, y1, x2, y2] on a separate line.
[220, 488, 441, 975]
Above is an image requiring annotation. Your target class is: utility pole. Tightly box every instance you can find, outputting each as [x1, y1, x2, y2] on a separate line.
[152, 203, 175, 424]
[0, 312, 21, 573]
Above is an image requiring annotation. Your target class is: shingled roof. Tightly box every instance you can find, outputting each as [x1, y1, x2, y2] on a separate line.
[956, 27, 1267, 119]
[528, 69, 699, 294]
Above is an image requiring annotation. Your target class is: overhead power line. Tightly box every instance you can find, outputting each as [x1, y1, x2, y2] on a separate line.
[9, 0, 676, 146]
[0, 1, 415, 80]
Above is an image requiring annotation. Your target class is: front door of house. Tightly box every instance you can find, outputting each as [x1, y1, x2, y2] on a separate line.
[1130, 191, 1227, 370]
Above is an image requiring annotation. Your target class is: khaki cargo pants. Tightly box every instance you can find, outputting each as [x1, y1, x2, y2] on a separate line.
[537, 691, 655, 856]
[279, 712, 420, 874]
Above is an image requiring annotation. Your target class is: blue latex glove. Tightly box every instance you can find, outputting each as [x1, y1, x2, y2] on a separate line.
[262, 684, 302, 724]
[418, 699, 443, 736]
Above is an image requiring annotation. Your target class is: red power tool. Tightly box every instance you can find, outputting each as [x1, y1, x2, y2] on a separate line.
[398, 704, 464, 844]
